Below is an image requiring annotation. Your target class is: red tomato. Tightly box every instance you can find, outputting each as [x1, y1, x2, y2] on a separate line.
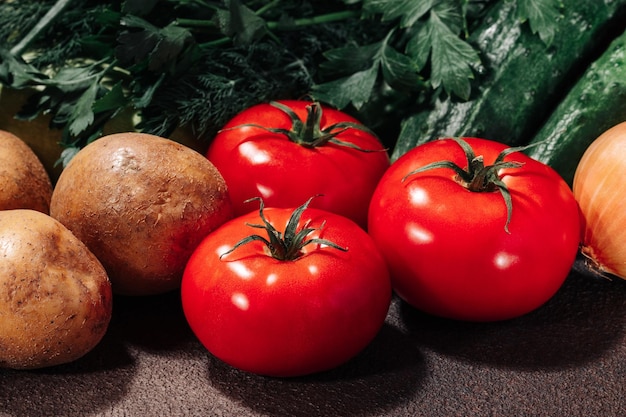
[181, 200, 391, 377]
[368, 138, 581, 322]
[206, 100, 390, 229]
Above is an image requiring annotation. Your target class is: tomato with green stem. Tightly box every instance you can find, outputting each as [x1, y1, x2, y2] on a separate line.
[206, 100, 390, 229]
[368, 137, 581, 322]
[181, 197, 391, 377]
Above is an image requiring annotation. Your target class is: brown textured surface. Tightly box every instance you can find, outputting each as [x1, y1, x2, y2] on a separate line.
[1, 266, 624, 416]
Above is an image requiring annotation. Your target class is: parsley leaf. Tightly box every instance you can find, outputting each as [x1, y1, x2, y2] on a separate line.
[365, 0, 435, 28]
[312, 66, 379, 110]
[407, 5, 480, 100]
[312, 31, 422, 109]
[68, 81, 99, 136]
[116, 15, 193, 71]
[214, 0, 268, 45]
[93, 82, 127, 114]
[390, 0, 480, 100]
[516, 0, 563, 46]
[22, 64, 105, 134]
[320, 0, 481, 106]
[379, 36, 424, 91]
[56, 147, 81, 168]
[43, 65, 101, 93]
[0, 48, 47, 88]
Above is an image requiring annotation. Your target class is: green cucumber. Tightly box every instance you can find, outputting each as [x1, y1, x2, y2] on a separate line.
[392, 0, 626, 160]
[525, 26, 626, 186]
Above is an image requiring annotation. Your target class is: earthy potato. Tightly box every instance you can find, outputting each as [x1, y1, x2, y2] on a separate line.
[0, 209, 112, 370]
[50, 132, 234, 296]
[0, 130, 53, 213]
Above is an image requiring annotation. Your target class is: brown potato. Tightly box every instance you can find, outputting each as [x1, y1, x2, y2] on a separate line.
[0, 209, 112, 370]
[50, 132, 234, 296]
[0, 130, 53, 213]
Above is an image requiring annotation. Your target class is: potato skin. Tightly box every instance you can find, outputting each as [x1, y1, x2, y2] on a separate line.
[0, 209, 112, 370]
[0, 130, 53, 213]
[50, 132, 234, 295]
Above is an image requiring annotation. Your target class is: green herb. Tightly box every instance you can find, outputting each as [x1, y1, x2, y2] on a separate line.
[516, 0, 563, 46]
[0, 0, 561, 165]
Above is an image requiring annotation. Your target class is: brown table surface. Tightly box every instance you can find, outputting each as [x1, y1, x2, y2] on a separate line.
[1, 262, 625, 417]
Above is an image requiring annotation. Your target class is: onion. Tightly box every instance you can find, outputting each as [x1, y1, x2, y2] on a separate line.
[573, 121, 626, 279]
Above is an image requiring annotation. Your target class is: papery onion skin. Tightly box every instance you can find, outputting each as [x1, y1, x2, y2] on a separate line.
[573, 121, 626, 279]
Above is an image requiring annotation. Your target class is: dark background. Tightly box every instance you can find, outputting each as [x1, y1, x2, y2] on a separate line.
[1, 267, 624, 417]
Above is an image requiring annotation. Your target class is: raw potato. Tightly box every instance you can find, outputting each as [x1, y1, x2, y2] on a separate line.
[50, 132, 234, 296]
[0, 130, 53, 213]
[0, 209, 112, 370]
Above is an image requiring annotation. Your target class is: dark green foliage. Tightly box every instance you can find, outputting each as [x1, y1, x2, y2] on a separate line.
[0, 0, 559, 163]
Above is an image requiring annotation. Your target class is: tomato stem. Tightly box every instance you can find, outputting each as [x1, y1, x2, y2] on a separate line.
[220, 101, 385, 152]
[220, 196, 347, 261]
[402, 137, 532, 233]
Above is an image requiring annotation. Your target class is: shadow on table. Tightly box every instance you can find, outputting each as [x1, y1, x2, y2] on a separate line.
[0, 311, 135, 417]
[397, 270, 626, 370]
[109, 290, 197, 351]
[206, 322, 427, 417]
[0, 290, 193, 417]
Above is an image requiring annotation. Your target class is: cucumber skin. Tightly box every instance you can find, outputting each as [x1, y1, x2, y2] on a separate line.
[393, 0, 626, 160]
[526, 28, 626, 186]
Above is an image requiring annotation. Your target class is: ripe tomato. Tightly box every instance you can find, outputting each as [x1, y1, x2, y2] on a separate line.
[368, 138, 581, 322]
[206, 100, 390, 229]
[181, 199, 391, 377]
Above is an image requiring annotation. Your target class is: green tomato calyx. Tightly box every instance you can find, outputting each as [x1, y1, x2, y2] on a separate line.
[220, 196, 347, 261]
[224, 101, 384, 151]
[402, 137, 532, 233]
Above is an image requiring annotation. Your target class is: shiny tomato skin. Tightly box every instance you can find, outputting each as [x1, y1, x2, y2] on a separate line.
[368, 138, 581, 322]
[181, 207, 391, 377]
[206, 100, 390, 229]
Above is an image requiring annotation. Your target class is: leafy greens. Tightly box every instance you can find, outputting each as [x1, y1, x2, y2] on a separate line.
[0, 0, 561, 163]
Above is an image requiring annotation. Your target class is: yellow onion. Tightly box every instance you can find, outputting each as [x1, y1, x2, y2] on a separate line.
[573, 121, 626, 279]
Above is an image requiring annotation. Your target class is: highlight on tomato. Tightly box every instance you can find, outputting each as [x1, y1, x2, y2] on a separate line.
[205, 100, 390, 229]
[367, 137, 581, 322]
[181, 197, 392, 377]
